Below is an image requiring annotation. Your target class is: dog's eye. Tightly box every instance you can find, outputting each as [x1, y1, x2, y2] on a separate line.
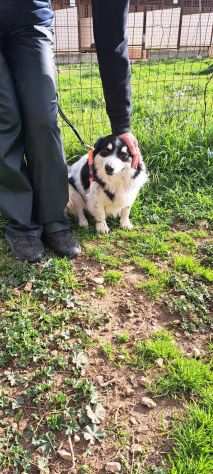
[100, 148, 113, 157]
[119, 151, 131, 161]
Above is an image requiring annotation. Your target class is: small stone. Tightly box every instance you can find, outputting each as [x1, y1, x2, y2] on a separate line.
[11, 422, 18, 430]
[138, 376, 151, 387]
[128, 375, 138, 387]
[141, 396, 156, 409]
[105, 461, 121, 473]
[96, 375, 104, 386]
[186, 351, 193, 358]
[12, 288, 20, 296]
[93, 277, 104, 285]
[74, 434, 80, 443]
[18, 419, 28, 433]
[125, 386, 134, 397]
[66, 300, 75, 309]
[136, 425, 148, 433]
[192, 347, 201, 358]
[130, 416, 137, 425]
[173, 319, 181, 325]
[197, 219, 208, 229]
[51, 350, 58, 357]
[156, 357, 164, 368]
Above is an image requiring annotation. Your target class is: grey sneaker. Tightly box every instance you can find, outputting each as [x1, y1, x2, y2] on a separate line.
[44, 230, 81, 259]
[5, 232, 45, 263]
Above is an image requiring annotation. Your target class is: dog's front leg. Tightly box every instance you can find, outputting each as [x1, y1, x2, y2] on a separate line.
[95, 207, 109, 234]
[88, 200, 109, 234]
[120, 206, 133, 230]
[96, 219, 109, 234]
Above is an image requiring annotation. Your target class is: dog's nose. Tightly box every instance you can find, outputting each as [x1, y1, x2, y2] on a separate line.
[105, 164, 114, 175]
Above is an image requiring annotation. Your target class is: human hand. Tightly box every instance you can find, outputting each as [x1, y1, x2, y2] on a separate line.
[119, 132, 142, 169]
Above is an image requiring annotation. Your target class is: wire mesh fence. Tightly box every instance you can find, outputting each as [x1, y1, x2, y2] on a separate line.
[53, 0, 213, 155]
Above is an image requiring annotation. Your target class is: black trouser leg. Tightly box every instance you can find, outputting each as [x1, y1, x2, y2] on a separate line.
[0, 26, 69, 235]
[0, 49, 40, 235]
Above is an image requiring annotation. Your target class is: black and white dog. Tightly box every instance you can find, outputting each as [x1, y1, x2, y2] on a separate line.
[67, 135, 148, 233]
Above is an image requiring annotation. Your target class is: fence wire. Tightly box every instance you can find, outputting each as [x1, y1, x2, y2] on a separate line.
[53, 0, 213, 153]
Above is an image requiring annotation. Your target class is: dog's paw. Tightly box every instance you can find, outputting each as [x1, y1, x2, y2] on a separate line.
[120, 220, 134, 230]
[79, 217, 89, 228]
[96, 222, 110, 234]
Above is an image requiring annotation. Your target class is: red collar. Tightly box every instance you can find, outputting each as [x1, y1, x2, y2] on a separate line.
[87, 148, 95, 183]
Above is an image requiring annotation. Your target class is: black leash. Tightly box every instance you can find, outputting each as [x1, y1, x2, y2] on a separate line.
[57, 96, 92, 150]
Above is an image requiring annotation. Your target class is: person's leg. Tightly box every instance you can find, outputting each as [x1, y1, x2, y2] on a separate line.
[0, 47, 44, 261]
[5, 25, 69, 232]
[0, 49, 33, 227]
[5, 25, 80, 257]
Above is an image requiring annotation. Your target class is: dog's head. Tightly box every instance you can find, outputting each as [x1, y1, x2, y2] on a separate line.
[93, 135, 134, 176]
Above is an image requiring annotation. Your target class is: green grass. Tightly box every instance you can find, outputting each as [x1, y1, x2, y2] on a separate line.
[84, 244, 122, 267]
[133, 256, 160, 276]
[141, 331, 213, 398]
[134, 331, 181, 368]
[136, 272, 170, 298]
[115, 331, 130, 344]
[174, 255, 213, 282]
[168, 390, 213, 474]
[165, 231, 196, 251]
[135, 333, 213, 474]
[154, 357, 213, 396]
[104, 270, 123, 285]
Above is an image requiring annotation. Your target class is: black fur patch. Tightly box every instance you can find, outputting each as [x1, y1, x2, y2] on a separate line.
[69, 175, 86, 203]
[132, 164, 142, 179]
[93, 166, 115, 201]
[69, 175, 78, 191]
[80, 161, 90, 191]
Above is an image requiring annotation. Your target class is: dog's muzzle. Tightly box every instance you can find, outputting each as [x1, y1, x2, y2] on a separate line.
[105, 164, 114, 175]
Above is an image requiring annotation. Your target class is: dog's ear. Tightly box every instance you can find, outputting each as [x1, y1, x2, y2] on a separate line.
[93, 135, 114, 156]
[93, 137, 106, 155]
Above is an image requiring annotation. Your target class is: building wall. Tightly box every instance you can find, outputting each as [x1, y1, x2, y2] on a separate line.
[79, 17, 94, 49]
[181, 12, 213, 47]
[145, 8, 180, 48]
[53, 6, 213, 58]
[54, 7, 79, 51]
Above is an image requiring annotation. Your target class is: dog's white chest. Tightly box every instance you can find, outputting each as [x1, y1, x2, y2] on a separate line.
[87, 173, 139, 218]
[104, 188, 130, 216]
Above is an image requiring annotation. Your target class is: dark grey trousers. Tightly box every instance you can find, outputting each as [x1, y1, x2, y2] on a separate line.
[0, 23, 69, 236]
